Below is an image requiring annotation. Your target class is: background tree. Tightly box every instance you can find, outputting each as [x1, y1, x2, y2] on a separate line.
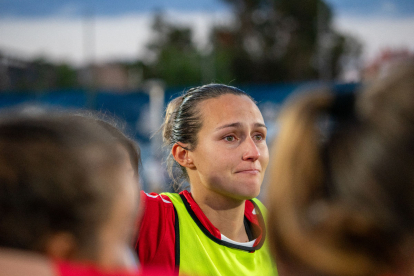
[142, 12, 203, 87]
[55, 63, 78, 89]
[211, 0, 362, 83]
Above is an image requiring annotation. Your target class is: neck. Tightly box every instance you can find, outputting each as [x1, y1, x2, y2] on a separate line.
[191, 189, 249, 243]
[0, 248, 54, 276]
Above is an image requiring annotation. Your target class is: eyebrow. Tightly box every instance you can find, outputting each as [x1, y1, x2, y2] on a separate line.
[215, 122, 267, 131]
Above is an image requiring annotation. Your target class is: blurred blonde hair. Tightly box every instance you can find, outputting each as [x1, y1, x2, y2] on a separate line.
[266, 61, 414, 276]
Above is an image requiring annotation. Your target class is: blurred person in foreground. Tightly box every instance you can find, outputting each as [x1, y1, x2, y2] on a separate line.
[266, 61, 414, 276]
[0, 112, 145, 276]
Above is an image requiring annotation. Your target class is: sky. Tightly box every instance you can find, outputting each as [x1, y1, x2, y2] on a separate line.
[0, 0, 413, 68]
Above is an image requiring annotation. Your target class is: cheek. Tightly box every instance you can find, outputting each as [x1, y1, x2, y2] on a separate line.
[205, 150, 233, 171]
[260, 144, 270, 169]
[193, 144, 219, 168]
[192, 140, 240, 180]
[194, 151, 232, 184]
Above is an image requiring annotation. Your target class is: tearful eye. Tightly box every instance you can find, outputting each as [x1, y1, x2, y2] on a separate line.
[254, 134, 263, 141]
[224, 136, 236, 142]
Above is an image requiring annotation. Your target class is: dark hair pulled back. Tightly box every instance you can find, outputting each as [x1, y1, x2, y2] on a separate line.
[162, 83, 254, 189]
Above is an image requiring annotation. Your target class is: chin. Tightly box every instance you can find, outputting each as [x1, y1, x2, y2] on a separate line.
[236, 186, 261, 200]
[247, 190, 261, 199]
[214, 177, 262, 200]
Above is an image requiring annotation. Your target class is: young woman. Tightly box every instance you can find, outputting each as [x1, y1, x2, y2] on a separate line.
[135, 84, 278, 275]
[266, 61, 414, 276]
[0, 112, 142, 276]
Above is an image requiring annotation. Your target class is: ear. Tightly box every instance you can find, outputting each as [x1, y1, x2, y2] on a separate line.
[44, 232, 77, 260]
[172, 143, 195, 169]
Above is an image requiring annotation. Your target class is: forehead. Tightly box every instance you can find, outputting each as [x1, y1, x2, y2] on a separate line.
[198, 94, 264, 128]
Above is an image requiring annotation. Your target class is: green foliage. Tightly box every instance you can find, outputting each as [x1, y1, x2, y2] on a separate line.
[55, 64, 78, 89]
[209, 0, 362, 83]
[144, 13, 203, 87]
[143, 0, 360, 85]
[3, 1, 363, 92]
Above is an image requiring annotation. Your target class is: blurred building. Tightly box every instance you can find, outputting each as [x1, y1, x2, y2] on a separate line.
[0, 49, 143, 93]
[79, 63, 142, 92]
[0, 51, 34, 92]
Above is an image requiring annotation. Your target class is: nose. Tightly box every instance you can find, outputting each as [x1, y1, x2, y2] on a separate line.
[242, 136, 260, 161]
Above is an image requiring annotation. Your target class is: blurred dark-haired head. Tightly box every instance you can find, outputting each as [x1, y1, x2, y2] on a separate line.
[0, 112, 140, 270]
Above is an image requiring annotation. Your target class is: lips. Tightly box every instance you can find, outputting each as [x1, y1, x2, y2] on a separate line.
[235, 169, 260, 174]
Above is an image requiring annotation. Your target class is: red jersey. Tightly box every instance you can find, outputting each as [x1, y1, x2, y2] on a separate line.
[135, 190, 265, 274]
[55, 261, 139, 276]
[55, 260, 174, 276]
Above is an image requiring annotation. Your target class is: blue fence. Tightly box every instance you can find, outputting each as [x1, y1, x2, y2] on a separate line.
[0, 82, 359, 143]
[0, 82, 359, 191]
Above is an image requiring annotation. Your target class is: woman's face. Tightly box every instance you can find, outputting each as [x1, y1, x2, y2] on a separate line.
[188, 94, 269, 201]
